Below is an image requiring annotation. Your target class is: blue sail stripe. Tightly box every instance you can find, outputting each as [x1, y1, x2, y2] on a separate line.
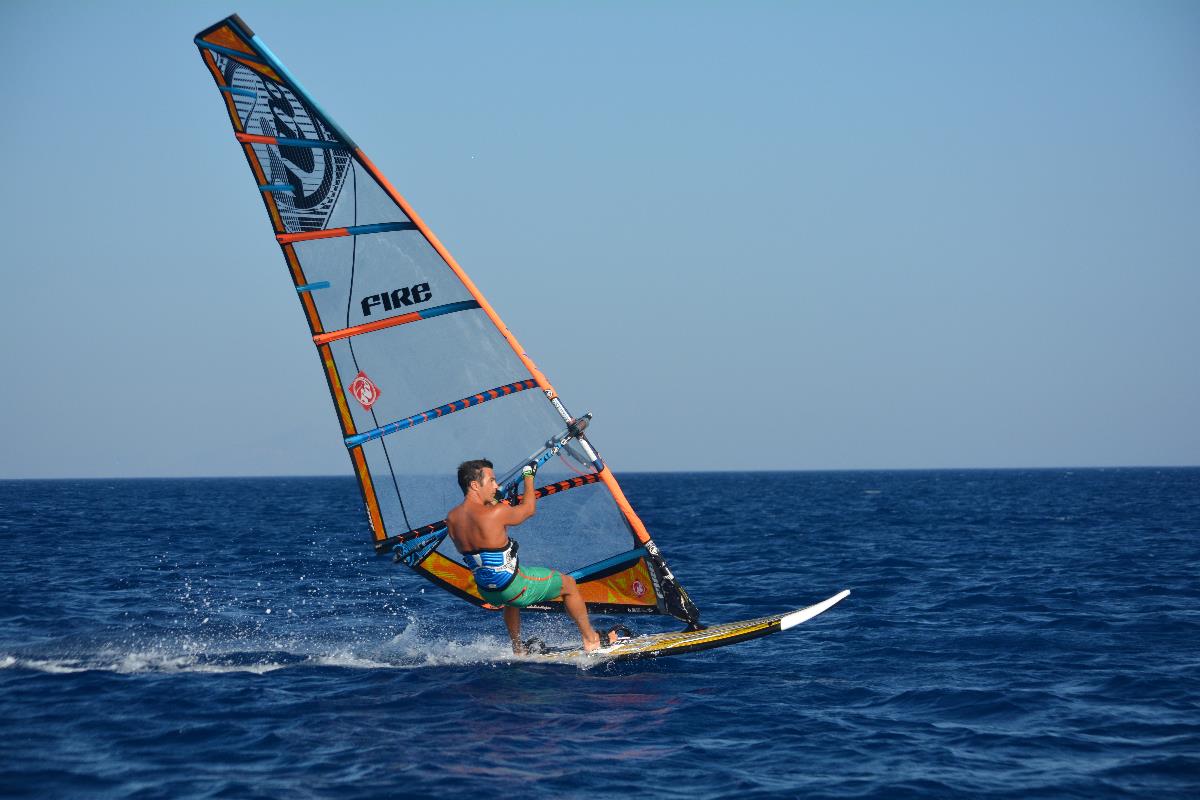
[272, 137, 344, 150]
[346, 222, 418, 236]
[296, 281, 330, 293]
[259, 183, 294, 192]
[395, 531, 448, 567]
[220, 86, 258, 98]
[419, 299, 479, 319]
[345, 378, 538, 448]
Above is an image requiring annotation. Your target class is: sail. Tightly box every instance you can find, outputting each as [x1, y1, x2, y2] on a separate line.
[194, 14, 699, 626]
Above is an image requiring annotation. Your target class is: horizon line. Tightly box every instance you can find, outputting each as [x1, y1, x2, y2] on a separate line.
[2, 464, 1198, 482]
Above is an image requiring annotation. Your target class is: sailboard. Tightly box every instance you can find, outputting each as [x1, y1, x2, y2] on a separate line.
[193, 15, 847, 654]
[528, 590, 851, 665]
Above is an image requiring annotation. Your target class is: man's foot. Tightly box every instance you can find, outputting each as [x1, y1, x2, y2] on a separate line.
[582, 626, 630, 652]
[601, 624, 633, 645]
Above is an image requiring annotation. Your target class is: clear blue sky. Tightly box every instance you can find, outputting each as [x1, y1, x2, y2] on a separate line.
[1, 1, 1197, 478]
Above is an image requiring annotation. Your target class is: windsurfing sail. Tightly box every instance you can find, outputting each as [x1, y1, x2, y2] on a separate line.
[194, 15, 700, 626]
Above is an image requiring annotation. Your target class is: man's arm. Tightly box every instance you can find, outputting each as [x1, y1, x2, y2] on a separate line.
[495, 466, 537, 525]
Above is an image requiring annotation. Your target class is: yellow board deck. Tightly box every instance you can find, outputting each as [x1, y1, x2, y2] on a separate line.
[527, 589, 850, 665]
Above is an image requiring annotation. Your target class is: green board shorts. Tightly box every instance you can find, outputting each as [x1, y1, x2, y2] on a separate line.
[478, 565, 564, 608]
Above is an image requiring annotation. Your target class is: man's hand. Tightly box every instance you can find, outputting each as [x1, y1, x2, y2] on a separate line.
[505, 461, 538, 522]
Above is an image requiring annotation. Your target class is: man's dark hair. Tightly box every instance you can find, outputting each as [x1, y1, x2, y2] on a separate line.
[457, 459, 494, 495]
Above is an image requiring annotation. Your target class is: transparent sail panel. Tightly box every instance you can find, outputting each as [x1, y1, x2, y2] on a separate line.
[357, 391, 572, 528]
[325, 311, 529, 434]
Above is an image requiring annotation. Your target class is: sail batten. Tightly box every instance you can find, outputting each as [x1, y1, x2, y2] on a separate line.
[277, 222, 416, 244]
[195, 14, 700, 626]
[312, 299, 481, 345]
[345, 378, 539, 447]
[233, 133, 346, 150]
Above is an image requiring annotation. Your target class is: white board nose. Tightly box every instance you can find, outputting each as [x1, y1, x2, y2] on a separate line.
[779, 589, 851, 631]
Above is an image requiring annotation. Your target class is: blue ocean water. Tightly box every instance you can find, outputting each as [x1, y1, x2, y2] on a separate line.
[1, 469, 1197, 799]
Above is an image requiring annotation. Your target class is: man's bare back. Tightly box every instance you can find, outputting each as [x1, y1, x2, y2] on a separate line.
[447, 460, 603, 653]
[446, 464, 530, 553]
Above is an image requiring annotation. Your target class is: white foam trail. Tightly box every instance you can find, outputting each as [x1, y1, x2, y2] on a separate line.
[109, 651, 291, 675]
[0, 620, 560, 675]
[307, 652, 407, 670]
[385, 616, 500, 663]
[186, 662, 289, 675]
[2, 657, 90, 674]
[0, 651, 293, 675]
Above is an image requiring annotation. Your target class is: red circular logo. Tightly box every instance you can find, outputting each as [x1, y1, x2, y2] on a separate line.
[631, 579, 646, 598]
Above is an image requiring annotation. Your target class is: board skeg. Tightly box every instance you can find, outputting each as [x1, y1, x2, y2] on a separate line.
[525, 589, 851, 665]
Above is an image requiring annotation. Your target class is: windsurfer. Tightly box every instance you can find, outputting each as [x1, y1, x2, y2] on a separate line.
[447, 459, 607, 654]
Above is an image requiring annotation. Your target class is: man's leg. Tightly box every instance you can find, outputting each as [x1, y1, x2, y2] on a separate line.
[558, 574, 601, 651]
[504, 605, 523, 655]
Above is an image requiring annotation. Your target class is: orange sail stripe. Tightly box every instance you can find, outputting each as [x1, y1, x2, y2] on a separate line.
[298, 290, 320, 333]
[283, 246, 323, 333]
[313, 311, 422, 345]
[319, 344, 356, 438]
[277, 228, 348, 245]
[202, 53, 244, 131]
[248, 153, 284, 231]
[235, 132, 281, 145]
[578, 560, 658, 607]
[228, 54, 283, 83]
[420, 552, 484, 600]
[350, 447, 385, 541]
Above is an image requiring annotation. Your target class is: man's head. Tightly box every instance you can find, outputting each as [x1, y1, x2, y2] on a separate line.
[457, 459, 495, 496]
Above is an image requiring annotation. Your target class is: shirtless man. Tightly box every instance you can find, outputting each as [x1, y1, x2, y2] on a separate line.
[446, 458, 604, 654]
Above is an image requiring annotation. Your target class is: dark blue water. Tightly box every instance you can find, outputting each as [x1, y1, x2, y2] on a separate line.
[2, 470, 1198, 799]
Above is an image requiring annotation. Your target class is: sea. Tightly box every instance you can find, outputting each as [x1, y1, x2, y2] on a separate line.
[1, 469, 1197, 799]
